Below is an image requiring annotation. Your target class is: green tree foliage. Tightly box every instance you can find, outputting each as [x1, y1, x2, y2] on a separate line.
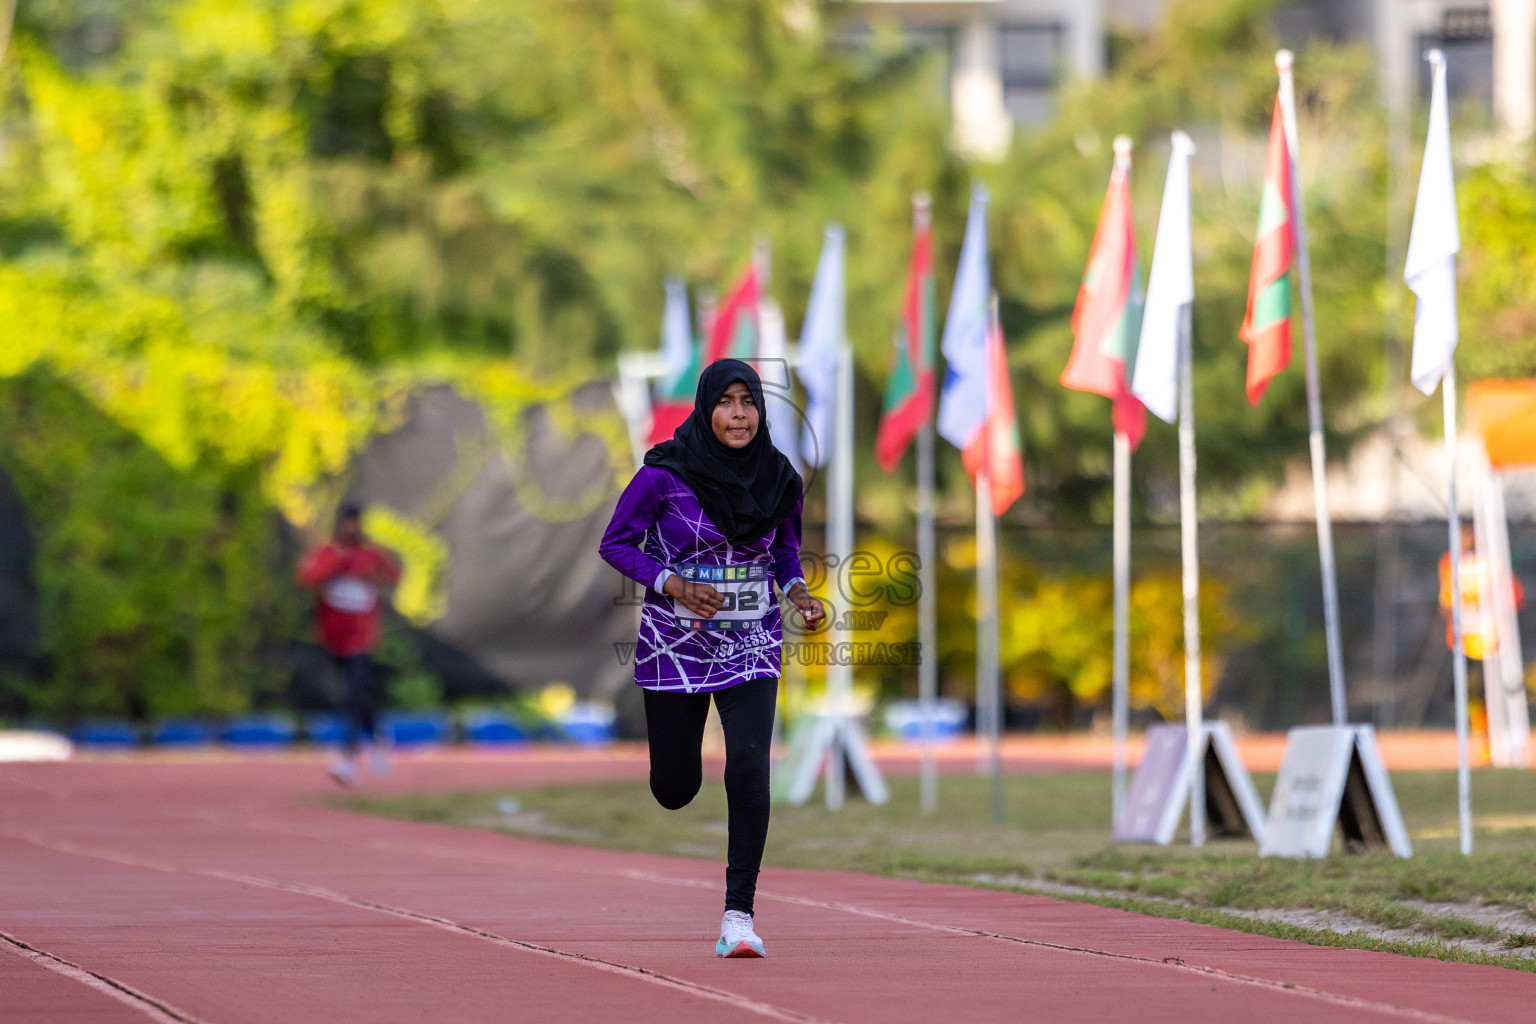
[11, 0, 960, 366]
[1458, 159, 1536, 381]
[0, 369, 294, 720]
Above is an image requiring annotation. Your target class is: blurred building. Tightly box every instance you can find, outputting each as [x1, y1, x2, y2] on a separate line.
[844, 1, 1109, 159]
[1177, 0, 1531, 137]
[843, 0, 1536, 157]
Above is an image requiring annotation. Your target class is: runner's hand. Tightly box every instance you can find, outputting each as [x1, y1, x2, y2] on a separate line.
[787, 582, 825, 630]
[664, 575, 725, 618]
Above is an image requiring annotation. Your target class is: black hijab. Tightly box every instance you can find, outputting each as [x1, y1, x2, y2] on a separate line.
[644, 358, 803, 546]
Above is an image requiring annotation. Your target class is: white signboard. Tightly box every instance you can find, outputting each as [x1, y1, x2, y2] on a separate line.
[1115, 722, 1267, 845]
[1261, 724, 1412, 859]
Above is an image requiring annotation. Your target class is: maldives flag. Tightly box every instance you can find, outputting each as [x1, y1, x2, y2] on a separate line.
[1061, 142, 1146, 449]
[705, 266, 760, 364]
[875, 203, 936, 473]
[647, 278, 700, 447]
[1240, 100, 1294, 405]
[962, 298, 1025, 516]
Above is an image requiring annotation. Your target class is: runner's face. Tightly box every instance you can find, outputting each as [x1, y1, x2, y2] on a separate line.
[336, 515, 363, 547]
[712, 381, 758, 449]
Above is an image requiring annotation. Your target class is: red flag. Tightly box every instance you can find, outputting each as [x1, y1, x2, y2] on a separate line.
[705, 267, 760, 364]
[962, 300, 1025, 515]
[1061, 145, 1147, 449]
[646, 403, 692, 447]
[875, 206, 936, 473]
[1240, 100, 1295, 405]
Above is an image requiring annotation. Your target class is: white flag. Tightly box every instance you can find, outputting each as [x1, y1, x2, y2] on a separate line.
[797, 226, 845, 468]
[937, 184, 991, 450]
[1405, 50, 1460, 396]
[756, 297, 801, 471]
[1132, 132, 1196, 424]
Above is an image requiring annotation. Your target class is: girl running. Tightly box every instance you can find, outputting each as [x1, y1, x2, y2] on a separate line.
[600, 358, 823, 958]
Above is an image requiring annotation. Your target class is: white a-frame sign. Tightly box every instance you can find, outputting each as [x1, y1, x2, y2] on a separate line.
[1115, 722, 1267, 845]
[1261, 725, 1412, 859]
[773, 708, 889, 807]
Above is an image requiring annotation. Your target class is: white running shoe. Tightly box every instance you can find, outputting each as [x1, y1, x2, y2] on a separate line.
[328, 759, 359, 787]
[715, 910, 765, 958]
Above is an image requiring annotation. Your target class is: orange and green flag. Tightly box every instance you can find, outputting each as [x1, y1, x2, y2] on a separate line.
[1240, 100, 1294, 405]
[875, 204, 936, 473]
[1061, 145, 1146, 449]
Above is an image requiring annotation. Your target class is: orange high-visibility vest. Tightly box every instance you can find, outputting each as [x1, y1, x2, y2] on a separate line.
[1440, 551, 1526, 660]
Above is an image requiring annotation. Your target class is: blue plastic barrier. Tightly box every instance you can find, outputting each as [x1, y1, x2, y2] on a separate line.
[883, 699, 967, 742]
[304, 713, 350, 747]
[151, 720, 212, 747]
[464, 713, 528, 746]
[220, 716, 296, 747]
[558, 703, 616, 746]
[385, 713, 451, 748]
[69, 720, 140, 748]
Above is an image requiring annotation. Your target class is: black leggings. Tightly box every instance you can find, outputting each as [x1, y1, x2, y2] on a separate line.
[643, 677, 778, 915]
[332, 653, 378, 757]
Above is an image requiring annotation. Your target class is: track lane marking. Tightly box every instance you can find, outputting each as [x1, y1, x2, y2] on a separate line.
[104, 802, 1499, 1024]
[3, 831, 844, 1024]
[614, 870, 1486, 1024]
[0, 929, 207, 1024]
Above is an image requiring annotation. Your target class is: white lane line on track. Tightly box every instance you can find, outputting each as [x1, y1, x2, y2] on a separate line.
[142, 807, 1499, 1024]
[0, 929, 207, 1024]
[614, 870, 1487, 1024]
[3, 831, 844, 1024]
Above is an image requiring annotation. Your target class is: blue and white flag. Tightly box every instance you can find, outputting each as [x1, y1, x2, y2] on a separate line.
[797, 225, 845, 468]
[937, 184, 991, 450]
[1405, 49, 1460, 396]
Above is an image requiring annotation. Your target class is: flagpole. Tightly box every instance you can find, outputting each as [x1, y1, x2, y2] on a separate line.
[826, 330, 856, 810]
[1112, 428, 1130, 826]
[1277, 49, 1348, 727]
[980, 296, 1003, 824]
[936, 182, 994, 781]
[1177, 302, 1205, 848]
[820, 225, 854, 811]
[914, 195, 941, 816]
[1109, 136, 1134, 830]
[1445, 367, 1472, 855]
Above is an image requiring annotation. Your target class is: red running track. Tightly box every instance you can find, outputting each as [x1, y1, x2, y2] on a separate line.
[1, 752, 1531, 1024]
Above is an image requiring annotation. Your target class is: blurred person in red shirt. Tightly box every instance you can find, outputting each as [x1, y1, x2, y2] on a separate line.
[298, 504, 402, 786]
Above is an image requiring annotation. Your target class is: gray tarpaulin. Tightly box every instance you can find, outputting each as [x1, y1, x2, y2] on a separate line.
[348, 384, 635, 699]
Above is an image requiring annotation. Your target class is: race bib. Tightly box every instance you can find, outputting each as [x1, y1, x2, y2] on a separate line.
[323, 575, 378, 614]
[671, 562, 770, 631]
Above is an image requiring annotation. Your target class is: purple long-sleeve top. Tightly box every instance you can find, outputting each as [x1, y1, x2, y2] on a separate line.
[600, 465, 805, 692]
